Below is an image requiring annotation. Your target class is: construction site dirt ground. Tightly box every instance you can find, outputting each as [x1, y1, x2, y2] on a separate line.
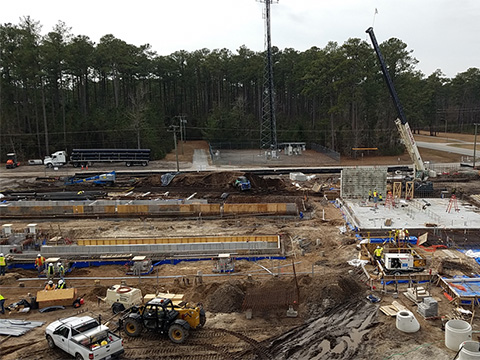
[1, 132, 480, 360]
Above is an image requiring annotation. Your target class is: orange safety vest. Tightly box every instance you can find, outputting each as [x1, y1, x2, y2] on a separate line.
[45, 284, 56, 291]
[0, 256, 5, 266]
[35, 257, 45, 267]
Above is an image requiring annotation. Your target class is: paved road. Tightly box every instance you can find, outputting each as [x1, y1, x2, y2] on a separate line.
[190, 149, 215, 171]
[416, 141, 477, 157]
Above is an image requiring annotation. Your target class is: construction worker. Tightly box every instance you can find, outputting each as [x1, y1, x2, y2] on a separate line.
[47, 263, 55, 280]
[368, 190, 372, 201]
[404, 229, 410, 243]
[379, 193, 383, 202]
[374, 245, 383, 262]
[373, 189, 378, 208]
[35, 254, 46, 275]
[0, 253, 6, 276]
[57, 262, 65, 278]
[0, 293, 5, 314]
[57, 279, 66, 289]
[45, 280, 56, 291]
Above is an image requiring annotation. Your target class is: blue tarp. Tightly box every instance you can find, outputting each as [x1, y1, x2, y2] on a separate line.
[443, 275, 480, 305]
[152, 256, 285, 267]
[368, 237, 418, 245]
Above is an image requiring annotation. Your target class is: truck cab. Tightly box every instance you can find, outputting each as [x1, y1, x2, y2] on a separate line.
[45, 316, 124, 360]
[44, 151, 67, 168]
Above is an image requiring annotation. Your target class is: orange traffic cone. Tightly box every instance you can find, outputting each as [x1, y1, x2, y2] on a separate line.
[86, 165, 88, 170]
[81, 165, 84, 170]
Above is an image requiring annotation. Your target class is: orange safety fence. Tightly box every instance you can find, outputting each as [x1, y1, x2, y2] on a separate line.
[419, 244, 448, 252]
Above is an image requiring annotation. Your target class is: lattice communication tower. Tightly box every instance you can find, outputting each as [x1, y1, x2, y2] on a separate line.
[259, 0, 278, 154]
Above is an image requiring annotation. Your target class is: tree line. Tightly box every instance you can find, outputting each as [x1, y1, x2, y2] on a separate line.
[1, 17, 479, 162]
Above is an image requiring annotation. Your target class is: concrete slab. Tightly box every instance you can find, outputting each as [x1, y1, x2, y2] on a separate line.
[342, 197, 480, 230]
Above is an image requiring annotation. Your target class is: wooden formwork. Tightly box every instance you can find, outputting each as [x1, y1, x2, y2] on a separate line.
[437, 276, 480, 308]
[0, 202, 294, 217]
[77, 235, 280, 246]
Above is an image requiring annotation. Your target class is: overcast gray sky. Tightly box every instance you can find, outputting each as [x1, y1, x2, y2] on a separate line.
[3, 0, 479, 78]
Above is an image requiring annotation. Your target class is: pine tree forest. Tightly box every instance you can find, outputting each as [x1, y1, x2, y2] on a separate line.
[1, 17, 480, 162]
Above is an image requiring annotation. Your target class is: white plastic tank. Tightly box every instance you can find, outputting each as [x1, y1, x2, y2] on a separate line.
[396, 310, 420, 333]
[458, 341, 480, 360]
[445, 319, 472, 351]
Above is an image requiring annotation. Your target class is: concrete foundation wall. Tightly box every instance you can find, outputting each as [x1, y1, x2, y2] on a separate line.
[0, 201, 297, 218]
[341, 167, 387, 199]
[40, 241, 279, 256]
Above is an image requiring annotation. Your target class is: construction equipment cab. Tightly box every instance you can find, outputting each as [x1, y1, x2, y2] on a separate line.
[121, 297, 204, 344]
[6, 153, 20, 169]
[234, 176, 251, 191]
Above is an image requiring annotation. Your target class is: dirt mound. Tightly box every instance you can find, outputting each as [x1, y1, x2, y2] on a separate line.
[171, 171, 241, 189]
[437, 258, 476, 276]
[136, 171, 286, 191]
[300, 274, 365, 316]
[204, 281, 245, 313]
[84, 285, 109, 302]
[246, 174, 285, 190]
[0, 272, 21, 285]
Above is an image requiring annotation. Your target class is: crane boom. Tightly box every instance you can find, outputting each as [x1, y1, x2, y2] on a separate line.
[365, 27, 426, 177]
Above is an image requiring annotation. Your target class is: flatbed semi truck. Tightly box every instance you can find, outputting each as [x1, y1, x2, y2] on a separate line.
[69, 149, 151, 167]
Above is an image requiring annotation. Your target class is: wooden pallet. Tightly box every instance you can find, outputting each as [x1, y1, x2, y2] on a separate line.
[379, 301, 408, 316]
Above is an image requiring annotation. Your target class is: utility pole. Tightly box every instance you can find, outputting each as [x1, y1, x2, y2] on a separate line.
[168, 125, 180, 171]
[474, 123, 479, 169]
[175, 115, 187, 155]
[258, 0, 279, 157]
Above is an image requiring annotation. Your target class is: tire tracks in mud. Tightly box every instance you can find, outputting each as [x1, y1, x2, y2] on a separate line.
[266, 300, 379, 360]
[121, 327, 274, 360]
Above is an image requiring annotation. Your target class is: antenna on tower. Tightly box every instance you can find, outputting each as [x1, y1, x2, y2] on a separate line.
[258, 0, 279, 158]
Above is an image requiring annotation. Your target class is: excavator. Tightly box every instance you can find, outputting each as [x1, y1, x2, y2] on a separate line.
[366, 27, 432, 182]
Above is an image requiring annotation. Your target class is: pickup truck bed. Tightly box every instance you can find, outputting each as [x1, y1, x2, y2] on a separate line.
[46, 316, 124, 360]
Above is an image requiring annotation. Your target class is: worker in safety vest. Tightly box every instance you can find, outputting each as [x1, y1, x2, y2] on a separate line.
[368, 190, 372, 201]
[404, 229, 410, 243]
[35, 254, 46, 275]
[57, 279, 66, 289]
[0, 293, 5, 314]
[373, 189, 378, 208]
[47, 263, 55, 280]
[0, 253, 6, 276]
[57, 262, 65, 277]
[374, 246, 383, 261]
[45, 280, 56, 291]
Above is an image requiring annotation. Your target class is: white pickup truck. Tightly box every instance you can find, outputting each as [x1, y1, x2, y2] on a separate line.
[45, 316, 124, 360]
